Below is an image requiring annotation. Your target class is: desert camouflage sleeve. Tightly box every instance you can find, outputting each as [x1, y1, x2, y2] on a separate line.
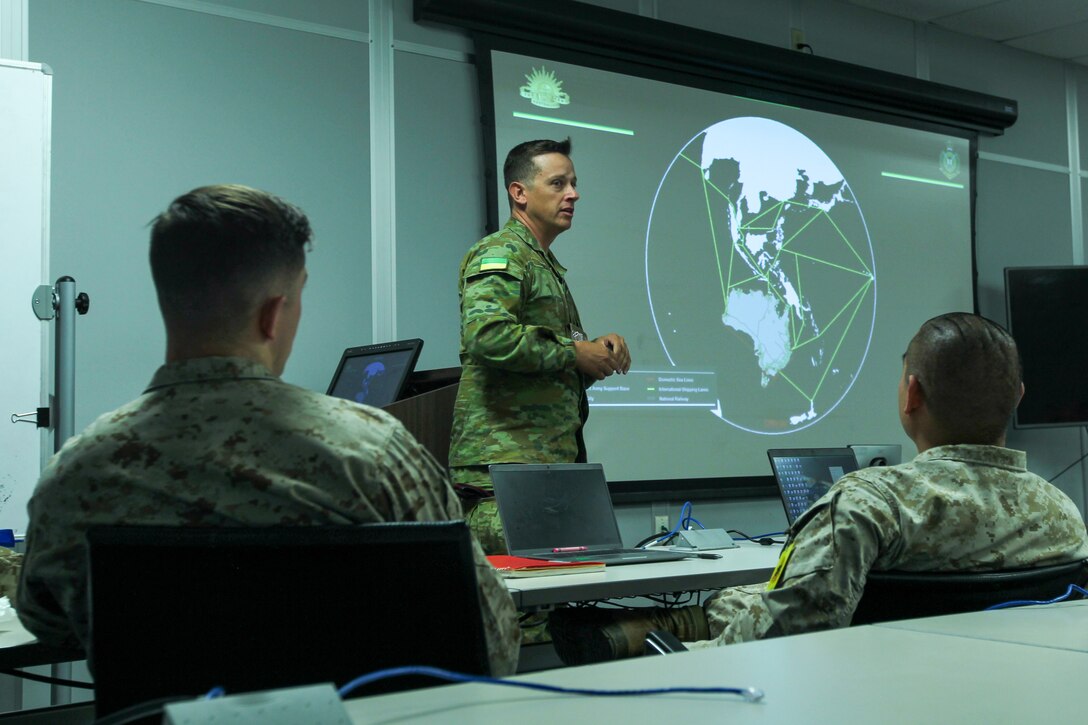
[693, 481, 894, 647]
[377, 424, 522, 676]
[16, 456, 88, 648]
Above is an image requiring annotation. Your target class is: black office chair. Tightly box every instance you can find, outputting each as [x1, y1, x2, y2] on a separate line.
[851, 558, 1088, 625]
[87, 521, 491, 720]
[644, 558, 1088, 654]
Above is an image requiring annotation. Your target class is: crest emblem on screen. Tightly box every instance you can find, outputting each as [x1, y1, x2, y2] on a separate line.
[939, 145, 961, 180]
[520, 67, 570, 109]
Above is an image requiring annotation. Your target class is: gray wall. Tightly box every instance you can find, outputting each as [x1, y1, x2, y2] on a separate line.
[21, 0, 1088, 543]
[29, 0, 371, 413]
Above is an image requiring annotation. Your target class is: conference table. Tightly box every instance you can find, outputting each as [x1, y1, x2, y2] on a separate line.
[0, 612, 83, 670]
[3, 572, 1084, 722]
[0, 544, 779, 671]
[875, 598, 1088, 652]
[503, 541, 782, 610]
[343, 600, 1088, 724]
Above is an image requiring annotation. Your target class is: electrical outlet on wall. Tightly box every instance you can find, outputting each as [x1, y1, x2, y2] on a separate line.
[790, 27, 805, 50]
[654, 515, 669, 532]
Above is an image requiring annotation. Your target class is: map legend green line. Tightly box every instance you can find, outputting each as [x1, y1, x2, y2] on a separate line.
[588, 371, 717, 407]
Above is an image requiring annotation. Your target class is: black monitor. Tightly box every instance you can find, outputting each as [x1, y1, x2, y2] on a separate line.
[326, 338, 424, 407]
[1004, 266, 1088, 428]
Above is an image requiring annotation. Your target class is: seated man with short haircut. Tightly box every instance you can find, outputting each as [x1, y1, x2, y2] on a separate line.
[551, 313, 1088, 663]
[16, 184, 520, 675]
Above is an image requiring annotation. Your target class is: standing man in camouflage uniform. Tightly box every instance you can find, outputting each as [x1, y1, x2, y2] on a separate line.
[449, 138, 631, 554]
[16, 184, 521, 676]
[550, 312, 1088, 663]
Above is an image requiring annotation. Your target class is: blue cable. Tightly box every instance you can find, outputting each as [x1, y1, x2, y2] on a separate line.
[680, 515, 705, 530]
[336, 665, 764, 702]
[984, 583, 1088, 610]
[203, 686, 225, 700]
[729, 531, 786, 544]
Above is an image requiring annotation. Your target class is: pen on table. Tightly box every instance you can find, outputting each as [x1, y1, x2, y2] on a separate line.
[552, 546, 588, 553]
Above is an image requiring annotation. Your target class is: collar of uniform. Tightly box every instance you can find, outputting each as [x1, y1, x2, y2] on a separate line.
[144, 356, 278, 394]
[913, 443, 1027, 472]
[504, 217, 568, 277]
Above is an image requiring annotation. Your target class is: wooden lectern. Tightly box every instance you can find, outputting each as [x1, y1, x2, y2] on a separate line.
[383, 367, 461, 468]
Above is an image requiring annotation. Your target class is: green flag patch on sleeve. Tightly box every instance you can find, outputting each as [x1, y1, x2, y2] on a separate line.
[479, 257, 509, 271]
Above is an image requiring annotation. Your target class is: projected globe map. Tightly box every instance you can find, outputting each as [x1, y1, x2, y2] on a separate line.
[646, 117, 877, 434]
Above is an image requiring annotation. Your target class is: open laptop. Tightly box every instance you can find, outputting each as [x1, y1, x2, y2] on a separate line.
[490, 463, 689, 566]
[326, 338, 423, 408]
[767, 448, 859, 525]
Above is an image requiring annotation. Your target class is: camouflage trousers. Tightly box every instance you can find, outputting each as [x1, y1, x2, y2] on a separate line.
[450, 465, 508, 556]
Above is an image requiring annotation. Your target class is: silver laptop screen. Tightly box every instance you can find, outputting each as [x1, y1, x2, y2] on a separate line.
[767, 448, 859, 525]
[489, 463, 623, 554]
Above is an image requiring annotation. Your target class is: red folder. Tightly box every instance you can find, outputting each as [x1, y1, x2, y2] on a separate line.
[487, 555, 605, 578]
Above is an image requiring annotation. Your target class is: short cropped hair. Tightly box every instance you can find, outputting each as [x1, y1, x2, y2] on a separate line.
[503, 138, 572, 194]
[149, 184, 312, 337]
[903, 312, 1023, 444]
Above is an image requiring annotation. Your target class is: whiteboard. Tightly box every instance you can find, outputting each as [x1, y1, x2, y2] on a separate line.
[0, 59, 50, 537]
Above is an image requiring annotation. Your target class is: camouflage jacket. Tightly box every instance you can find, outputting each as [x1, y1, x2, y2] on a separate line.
[16, 357, 520, 675]
[692, 444, 1088, 647]
[0, 547, 20, 599]
[449, 218, 590, 472]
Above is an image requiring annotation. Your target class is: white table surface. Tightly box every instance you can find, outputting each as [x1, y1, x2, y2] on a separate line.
[503, 542, 781, 609]
[876, 599, 1088, 652]
[344, 605, 1088, 724]
[0, 612, 36, 649]
[0, 610, 85, 669]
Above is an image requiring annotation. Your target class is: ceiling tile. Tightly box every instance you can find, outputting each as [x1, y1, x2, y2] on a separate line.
[1005, 19, 1088, 58]
[842, 0, 996, 23]
[936, 0, 1088, 41]
[842, 0, 1088, 66]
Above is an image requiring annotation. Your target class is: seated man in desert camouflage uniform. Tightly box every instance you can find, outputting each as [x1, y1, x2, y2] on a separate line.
[449, 138, 631, 555]
[550, 312, 1088, 663]
[16, 184, 520, 675]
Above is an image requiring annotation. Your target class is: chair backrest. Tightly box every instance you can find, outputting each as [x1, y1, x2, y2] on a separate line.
[851, 559, 1088, 625]
[87, 521, 489, 718]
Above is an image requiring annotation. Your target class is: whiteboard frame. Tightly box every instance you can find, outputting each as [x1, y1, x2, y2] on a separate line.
[0, 58, 51, 537]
